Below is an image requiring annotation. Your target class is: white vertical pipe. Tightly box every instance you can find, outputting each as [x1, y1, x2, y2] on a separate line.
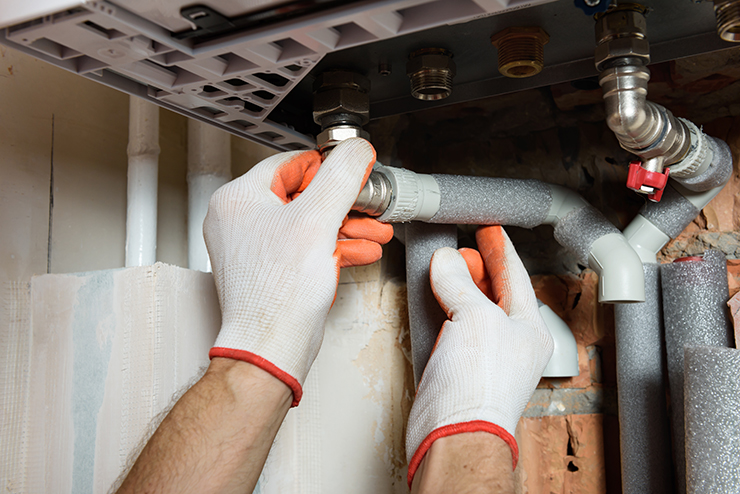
[187, 119, 231, 272]
[126, 96, 160, 267]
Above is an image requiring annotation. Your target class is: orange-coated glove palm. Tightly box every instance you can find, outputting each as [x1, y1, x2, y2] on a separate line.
[204, 138, 393, 406]
[406, 226, 553, 486]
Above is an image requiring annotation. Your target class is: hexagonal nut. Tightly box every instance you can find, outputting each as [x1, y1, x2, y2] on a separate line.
[313, 70, 370, 93]
[406, 53, 456, 78]
[317, 125, 370, 151]
[595, 37, 650, 70]
[490, 26, 549, 48]
[595, 9, 647, 44]
[312, 88, 370, 126]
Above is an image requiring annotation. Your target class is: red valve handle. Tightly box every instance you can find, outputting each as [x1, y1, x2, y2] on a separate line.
[626, 161, 670, 202]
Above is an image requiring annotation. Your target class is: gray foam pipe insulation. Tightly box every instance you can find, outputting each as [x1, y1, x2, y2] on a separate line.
[359, 166, 647, 387]
[662, 250, 733, 494]
[404, 223, 458, 386]
[684, 345, 740, 494]
[616, 136, 733, 494]
[613, 263, 674, 493]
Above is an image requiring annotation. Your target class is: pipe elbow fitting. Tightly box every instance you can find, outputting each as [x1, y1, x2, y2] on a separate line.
[588, 233, 646, 303]
[612, 102, 649, 140]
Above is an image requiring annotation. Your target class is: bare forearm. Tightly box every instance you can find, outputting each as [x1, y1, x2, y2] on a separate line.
[116, 358, 292, 494]
[411, 432, 515, 494]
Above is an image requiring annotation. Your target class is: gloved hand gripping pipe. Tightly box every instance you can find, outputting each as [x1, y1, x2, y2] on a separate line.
[595, 5, 717, 202]
[354, 165, 646, 304]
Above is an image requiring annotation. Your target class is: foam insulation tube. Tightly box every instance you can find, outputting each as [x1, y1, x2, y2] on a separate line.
[613, 264, 673, 494]
[125, 96, 160, 267]
[363, 166, 645, 303]
[609, 136, 732, 494]
[684, 345, 740, 494]
[187, 120, 231, 272]
[405, 223, 458, 387]
[661, 251, 733, 494]
[623, 137, 733, 264]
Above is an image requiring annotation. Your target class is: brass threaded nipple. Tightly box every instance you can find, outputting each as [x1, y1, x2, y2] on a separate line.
[406, 48, 456, 101]
[491, 26, 549, 78]
[715, 0, 740, 42]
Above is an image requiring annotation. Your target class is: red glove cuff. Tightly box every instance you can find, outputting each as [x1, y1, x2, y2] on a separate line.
[406, 420, 519, 488]
[209, 347, 303, 407]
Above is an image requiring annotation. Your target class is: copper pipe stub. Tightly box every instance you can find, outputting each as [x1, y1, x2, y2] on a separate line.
[491, 26, 550, 78]
[715, 0, 740, 42]
[406, 48, 456, 101]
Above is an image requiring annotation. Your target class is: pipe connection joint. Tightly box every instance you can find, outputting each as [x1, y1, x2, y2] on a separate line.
[589, 233, 646, 303]
[352, 166, 441, 222]
[313, 70, 370, 155]
[594, 4, 650, 71]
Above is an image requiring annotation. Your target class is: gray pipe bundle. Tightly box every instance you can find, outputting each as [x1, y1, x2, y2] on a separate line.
[405, 223, 458, 386]
[684, 345, 740, 494]
[661, 250, 733, 494]
[614, 264, 673, 494]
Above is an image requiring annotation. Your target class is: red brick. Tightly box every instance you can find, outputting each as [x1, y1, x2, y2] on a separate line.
[728, 260, 740, 298]
[516, 414, 607, 494]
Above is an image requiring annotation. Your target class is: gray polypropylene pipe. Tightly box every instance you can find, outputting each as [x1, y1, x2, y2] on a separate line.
[661, 251, 733, 494]
[373, 167, 645, 304]
[405, 223, 458, 387]
[613, 264, 673, 494]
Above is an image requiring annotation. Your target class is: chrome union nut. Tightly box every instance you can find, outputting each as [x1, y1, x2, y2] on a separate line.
[595, 8, 647, 42]
[312, 87, 370, 126]
[313, 70, 370, 93]
[595, 37, 650, 71]
[406, 51, 457, 79]
[316, 125, 370, 151]
[594, 8, 650, 70]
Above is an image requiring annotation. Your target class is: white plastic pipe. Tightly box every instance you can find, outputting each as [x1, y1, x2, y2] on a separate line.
[125, 96, 160, 267]
[623, 181, 727, 264]
[187, 119, 231, 272]
[539, 301, 579, 377]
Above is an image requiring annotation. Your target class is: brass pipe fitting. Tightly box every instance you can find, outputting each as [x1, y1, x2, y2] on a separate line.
[490, 26, 549, 78]
[406, 48, 456, 101]
[714, 0, 740, 42]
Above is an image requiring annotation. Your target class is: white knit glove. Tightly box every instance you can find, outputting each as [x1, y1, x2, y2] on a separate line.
[406, 225, 553, 485]
[204, 138, 393, 406]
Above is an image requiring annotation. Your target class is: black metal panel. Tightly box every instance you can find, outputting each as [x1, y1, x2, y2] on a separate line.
[278, 0, 733, 123]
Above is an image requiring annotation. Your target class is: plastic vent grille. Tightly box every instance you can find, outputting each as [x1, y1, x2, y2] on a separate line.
[0, 0, 555, 150]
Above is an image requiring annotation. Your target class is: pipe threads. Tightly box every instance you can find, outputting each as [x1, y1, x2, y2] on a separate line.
[491, 27, 549, 78]
[409, 70, 454, 100]
[497, 37, 545, 78]
[406, 48, 456, 101]
[715, 0, 740, 42]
